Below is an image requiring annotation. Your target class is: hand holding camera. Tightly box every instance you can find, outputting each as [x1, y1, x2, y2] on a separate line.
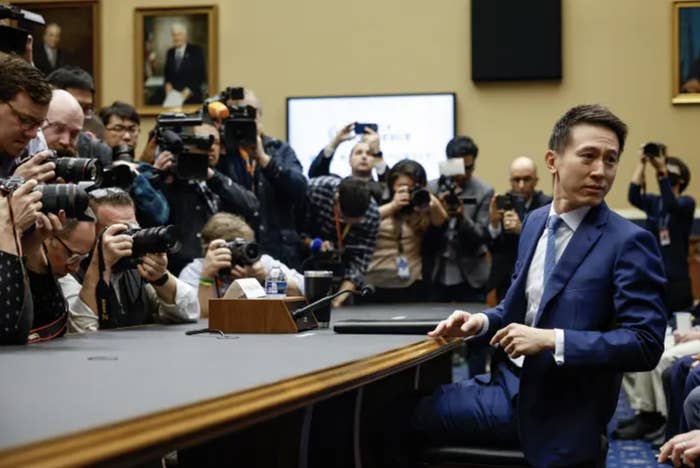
[202, 239, 233, 279]
[14, 150, 56, 184]
[99, 223, 134, 270]
[502, 210, 522, 234]
[4, 178, 43, 233]
[136, 253, 170, 284]
[361, 126, 381, 154]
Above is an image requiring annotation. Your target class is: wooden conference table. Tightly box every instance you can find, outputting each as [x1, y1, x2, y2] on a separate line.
[0, 302, 486, 467]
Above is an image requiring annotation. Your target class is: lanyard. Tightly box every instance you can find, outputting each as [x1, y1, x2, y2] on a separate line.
[239, 148, 256, 176]
[334, 204, 351, 250]
[657, 198, 671, 229]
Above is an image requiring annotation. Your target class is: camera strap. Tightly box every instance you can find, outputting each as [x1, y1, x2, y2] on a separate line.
[333, 204, 351, 251]
[95, 231, 112, 325]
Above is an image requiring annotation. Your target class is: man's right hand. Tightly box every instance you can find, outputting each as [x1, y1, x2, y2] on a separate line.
[99, 224, 133, 269]
[202, 239, 232, 279]
[13, 150, 56, 184]
[428, 310, 484, 338]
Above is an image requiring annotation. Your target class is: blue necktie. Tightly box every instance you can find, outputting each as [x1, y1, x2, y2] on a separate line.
[543, 214, 561, 286]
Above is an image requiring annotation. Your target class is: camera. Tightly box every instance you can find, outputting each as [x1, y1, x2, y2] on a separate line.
[0, 5, 45, 55]
[112, 225, 180, 272]
[409, 186, 431, 209]
[154, 113, 213, 181]
[205, 87, 258, 149]
[217, 238, 262, 277]
[49, 150, 103, 185]
[643, 142, 663, 158]
[112, 144, 134, 163]
[437, 175, 462, 212]
[0, 176, 91, 221]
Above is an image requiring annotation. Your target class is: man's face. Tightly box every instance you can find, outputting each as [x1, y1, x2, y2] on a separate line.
[95, 203, 137, 235]
[194, 125, 221, 166]
[0, 91, 49, 157]
[509, 166, 538, 201]
[45, 221, 95, 277]
[44, 25, 61, 48]
[66, 87, 94, 119]
[104, 115, 139, 149]
[43, 99, 84, 154]
[349, 142, 373, 176]
[546, 123, 619, 210]
[171, 29, 187, 48]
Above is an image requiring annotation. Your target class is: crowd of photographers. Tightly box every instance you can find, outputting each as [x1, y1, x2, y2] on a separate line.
[0, 51, 697, 354]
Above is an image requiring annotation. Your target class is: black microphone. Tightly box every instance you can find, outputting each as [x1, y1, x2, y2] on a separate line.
[292, 285, 375, 320]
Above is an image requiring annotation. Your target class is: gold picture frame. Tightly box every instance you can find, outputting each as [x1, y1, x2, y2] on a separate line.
[672, 1, 700, 104]
[134, 5, 218, 115]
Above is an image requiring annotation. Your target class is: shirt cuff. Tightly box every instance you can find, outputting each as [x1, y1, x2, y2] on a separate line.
[554, 328, 565, 365]
[465, 313, 490, 340]
[488, 223, 502, 239]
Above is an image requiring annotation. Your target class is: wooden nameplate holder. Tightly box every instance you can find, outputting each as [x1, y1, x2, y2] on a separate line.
[208, 297, 318, 333]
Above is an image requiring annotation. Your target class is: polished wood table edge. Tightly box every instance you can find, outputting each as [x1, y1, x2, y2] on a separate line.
[0, 336, 461, 468]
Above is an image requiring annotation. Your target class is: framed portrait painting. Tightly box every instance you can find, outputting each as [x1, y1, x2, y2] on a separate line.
[11, 0, 101, 105]
[673, 1, 700, 103]
[134, 6, 218, 115]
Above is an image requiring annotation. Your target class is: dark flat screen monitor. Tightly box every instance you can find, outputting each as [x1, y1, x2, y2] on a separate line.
[471, 0, 562, 81]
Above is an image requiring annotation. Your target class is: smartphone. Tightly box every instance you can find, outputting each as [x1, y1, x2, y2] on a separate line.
[354, 123, 378, 134]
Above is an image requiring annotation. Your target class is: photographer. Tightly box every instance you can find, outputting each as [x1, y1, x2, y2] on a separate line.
[424, 135, 494, 302]
[308, 123, 387, 203]
[304, 176, 380, 308]
[179, 213, 304, 317]
[46, 66, 112, 167]
[98, 101, 170, 227]
[363, 160, 447, 302]
[629, 144, 695, 313]
[487, 156, 551, 301]
[0, 177, 77, 344]
[60, 188, 198, 332]
[0, 55, 55, 182]
[154, 121, 259, 275]
[214, 88, 307, 269]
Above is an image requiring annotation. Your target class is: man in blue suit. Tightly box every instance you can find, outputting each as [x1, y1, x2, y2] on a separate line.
[413, 105, 667, 467]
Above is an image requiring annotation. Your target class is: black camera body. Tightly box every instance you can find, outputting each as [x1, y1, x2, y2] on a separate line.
[112, 225, 180, 272]
[643, 142, 663, 158]
[0, 175, 91, 221]
[438, 175, 462, 212]
[409, 186, 431, 209]
[495, 192, 525, 214]
[205, 87, 258, 149]
[154, 113, 212, 181]
[217, 238, 262, 277]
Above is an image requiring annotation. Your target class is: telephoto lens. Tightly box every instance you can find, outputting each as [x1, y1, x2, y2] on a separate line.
[130, 225, 180, 257]
[34, 184, 91, 220]
[52, 153, 103, 184]
[112, 144, 135, 162]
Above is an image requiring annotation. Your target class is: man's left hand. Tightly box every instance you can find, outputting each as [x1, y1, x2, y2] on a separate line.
[490, 323, 555, 358]
[137, 253, 169, 283]
[502, 210, 522, 234]
[658, 429, 700, 467]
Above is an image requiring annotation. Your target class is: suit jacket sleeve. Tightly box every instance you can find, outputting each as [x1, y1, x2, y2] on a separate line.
[260, 143, 308, 205]
[308, 148, 332, 178]
[563, 228, 666, 371]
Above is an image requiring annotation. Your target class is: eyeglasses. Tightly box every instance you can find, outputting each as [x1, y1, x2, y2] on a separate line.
[53, 236, 91, 264]
[106, 124, 140, 135]
[2, 100, 47, 131]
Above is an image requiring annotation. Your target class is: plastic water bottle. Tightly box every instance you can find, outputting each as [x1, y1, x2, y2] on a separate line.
[265, 262, 287, 297]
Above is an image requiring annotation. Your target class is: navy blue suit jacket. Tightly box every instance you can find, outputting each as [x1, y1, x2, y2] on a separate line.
[483, 202, 666, 466]
[164, 43, 205, 104]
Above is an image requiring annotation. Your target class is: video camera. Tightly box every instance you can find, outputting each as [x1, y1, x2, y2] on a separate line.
[0, 175, 92, 221]
[0, 5, 44, 55]
[204, 87, 258, 149]
[154, 112, 213, 181]
[112, 225, 181, 272]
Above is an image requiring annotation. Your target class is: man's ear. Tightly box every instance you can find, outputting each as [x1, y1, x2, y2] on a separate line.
[544, 150, 558, 175]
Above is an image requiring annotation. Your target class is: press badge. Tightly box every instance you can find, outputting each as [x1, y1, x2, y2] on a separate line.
[397, 256, 410, 280]
[659, 228, 671, 247]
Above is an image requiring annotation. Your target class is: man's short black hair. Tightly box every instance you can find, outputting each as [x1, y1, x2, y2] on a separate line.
[548, 104, 628, 155]
[0, 55, 52, 105]
[338, 176, 371, 218]
[666, 156, 691, 193]
[99, 101, 140, 126]
[46, 66, 95, 94]
[446, 136, 479, 159]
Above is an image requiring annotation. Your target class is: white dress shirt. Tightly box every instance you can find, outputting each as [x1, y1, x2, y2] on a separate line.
[476, 205, 591, 367]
